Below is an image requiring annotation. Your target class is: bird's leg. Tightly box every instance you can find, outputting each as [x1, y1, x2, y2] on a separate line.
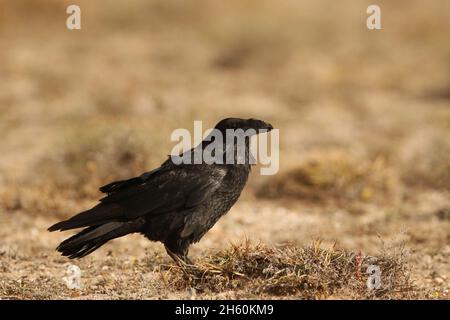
[165, 245, 201, 277]
[165, 245, 190, 266]
[165, 242, 194, 265]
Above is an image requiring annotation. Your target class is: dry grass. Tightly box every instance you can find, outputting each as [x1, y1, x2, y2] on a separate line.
[0, 124, 164, 217]
[0, 0, 449, 299]
[165, 241, 421, 299]
[258, 149, 400, 205]
[0, 233, 427, 299]
[400, 128, 450, 191]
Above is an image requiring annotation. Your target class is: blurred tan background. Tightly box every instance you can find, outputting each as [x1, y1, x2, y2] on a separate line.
[0, 0, 449, 299]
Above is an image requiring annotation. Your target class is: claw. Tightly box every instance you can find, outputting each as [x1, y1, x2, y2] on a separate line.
[165, 245, 202, 278]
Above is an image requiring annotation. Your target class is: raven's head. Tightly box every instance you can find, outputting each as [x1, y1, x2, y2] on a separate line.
[214, 118, 273, 135]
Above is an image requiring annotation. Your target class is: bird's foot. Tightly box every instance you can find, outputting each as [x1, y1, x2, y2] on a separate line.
[165, 247, 202, 278]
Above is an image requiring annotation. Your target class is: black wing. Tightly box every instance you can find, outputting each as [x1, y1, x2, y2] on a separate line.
[98, 167, 162, 194]
[48, 164, 226, 231]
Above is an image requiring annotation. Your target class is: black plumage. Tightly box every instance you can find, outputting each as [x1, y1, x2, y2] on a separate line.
[48, 118, 273, 264]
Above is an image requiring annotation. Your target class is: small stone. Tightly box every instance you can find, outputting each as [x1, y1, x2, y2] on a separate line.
[63, 264, 81, 290]
[434, 277, 444, 284]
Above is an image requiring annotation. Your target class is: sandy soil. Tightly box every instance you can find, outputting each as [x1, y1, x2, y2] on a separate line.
[0, 0, 449, 299]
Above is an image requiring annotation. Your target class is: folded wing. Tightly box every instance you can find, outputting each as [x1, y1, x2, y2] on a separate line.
[48, 164, 226, 231]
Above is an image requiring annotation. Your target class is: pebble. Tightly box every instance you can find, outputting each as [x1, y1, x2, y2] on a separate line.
[434, 277, 444, 284]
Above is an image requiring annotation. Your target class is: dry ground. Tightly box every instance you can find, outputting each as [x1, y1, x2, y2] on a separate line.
[0, 0, 449, 299]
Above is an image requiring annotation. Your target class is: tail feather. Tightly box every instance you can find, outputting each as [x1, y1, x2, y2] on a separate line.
[48, 203, 123, 232]
[56, 222, 128, 259]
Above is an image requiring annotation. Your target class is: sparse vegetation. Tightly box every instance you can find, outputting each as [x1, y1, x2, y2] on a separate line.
[0, 0, 449, 299]
[258, 149, 400, 205]
[165, 241, 421, 299]
[400, 128, 450, 190]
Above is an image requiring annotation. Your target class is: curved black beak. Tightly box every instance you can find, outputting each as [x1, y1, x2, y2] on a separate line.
[247, 118, 274, 133]
[258, 120, 273, 132]
[264, 122, 274, 131]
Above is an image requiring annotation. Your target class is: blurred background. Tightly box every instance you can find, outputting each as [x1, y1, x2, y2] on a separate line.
[0, 0, 449, 298]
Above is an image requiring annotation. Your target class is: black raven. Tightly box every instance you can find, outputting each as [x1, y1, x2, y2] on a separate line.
[48, 118, 273, 264]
